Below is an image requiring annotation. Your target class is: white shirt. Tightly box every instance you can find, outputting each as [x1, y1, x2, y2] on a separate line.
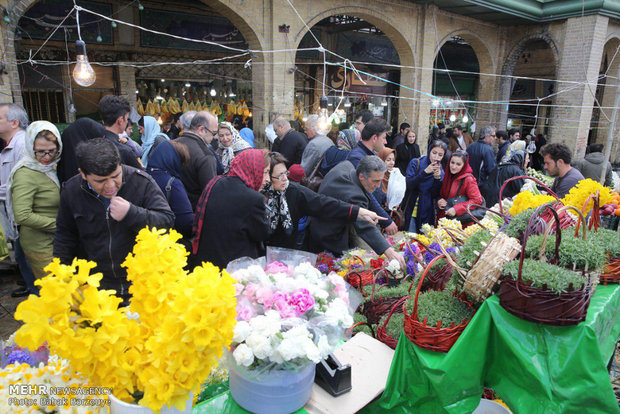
[457, 135, 467, 150]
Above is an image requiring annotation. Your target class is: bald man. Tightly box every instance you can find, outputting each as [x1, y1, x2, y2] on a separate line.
[175, 111, 219, 209]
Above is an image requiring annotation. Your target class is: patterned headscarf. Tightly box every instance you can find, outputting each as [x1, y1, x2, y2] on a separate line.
[261, 182, 292, 232]
[502, 140, 526, 164]
[228, 149, 267, 191]
[218, 122, 251, 173]
[337, 129, 360, 151]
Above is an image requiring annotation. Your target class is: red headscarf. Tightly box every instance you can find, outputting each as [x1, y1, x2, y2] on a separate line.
[440, 151, 474, 198]
[192, 149, 267, 254]
[228, 149, 267, 191]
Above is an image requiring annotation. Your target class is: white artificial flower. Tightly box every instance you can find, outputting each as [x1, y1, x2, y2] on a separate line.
[276, 338, 300, 361]
[233, 321, 251, 343]
[386, 259, 401, 274]
[233, 344, 255, 367]
[245, 334, 274, 360]
[317, 335, 332, 359]
[302, 338, 321, 363]
[294, 262, 321, 282]
[264, 310, 281, 321]
[249, 315, 281, 337]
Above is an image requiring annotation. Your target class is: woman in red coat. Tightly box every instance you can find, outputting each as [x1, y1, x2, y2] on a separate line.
[437, 150, 484, 222]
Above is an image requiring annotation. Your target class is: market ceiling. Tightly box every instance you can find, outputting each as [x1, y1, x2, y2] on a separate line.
[413, 0, 620, 23]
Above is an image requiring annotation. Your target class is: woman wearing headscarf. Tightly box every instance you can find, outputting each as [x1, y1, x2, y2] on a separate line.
[191, 149, 271, 269]
[436, 150, 484, 221]
[319, 129, 361, 176]
[501, 140, 527, 164]
[146, 141, 193, 239]
[263, 152, 380, 249]
[8, 121, 62, 279]
[395, 130, 420, 176]
[373, 148, 406, 213]
[57, 118, 106, 184]
[239, 126, 255, 148]
[403, 140, 446, 232]
[215, 122, 251, 174]
[484, 150, 528, 207]
[140, 115, 169, 167]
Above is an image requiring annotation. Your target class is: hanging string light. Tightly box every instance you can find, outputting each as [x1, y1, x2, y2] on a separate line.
[72, 9, 96, 87]
[317, 96, 330, 133]
[344, 97, 351, 108]
[381, 97, 388, 107]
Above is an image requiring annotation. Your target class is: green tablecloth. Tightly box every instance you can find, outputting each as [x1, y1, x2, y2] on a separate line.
[365, 285, 620, 414]
[192, 390, 307, 413]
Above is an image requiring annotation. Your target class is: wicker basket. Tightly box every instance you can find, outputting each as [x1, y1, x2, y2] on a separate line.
[344, 256, 374, 289]
[498, 205, 593, 326]
[376, 296, 408, 349]
[601, 257, 620, 284]
[360, 275, 405, 325]
[403, 255, 475, 353]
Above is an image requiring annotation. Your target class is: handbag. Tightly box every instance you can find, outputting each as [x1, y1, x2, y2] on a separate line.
[445, 176, 486, 224]
[390, 207, 406, 230]
[306, 155, 324, 192]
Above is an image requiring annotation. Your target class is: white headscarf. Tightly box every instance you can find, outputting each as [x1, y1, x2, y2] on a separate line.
[6, 121, 63, 230]
[218, 122, 251, 173]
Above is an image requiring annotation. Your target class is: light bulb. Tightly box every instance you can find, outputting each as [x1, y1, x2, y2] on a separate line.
[381, 98, 388, 106]
[160, 79, 165, 82]
[210, 88, 216, 97]
[111, 21, 117, 28]
[157, 116, 163, 125]
[344, 98, 351, 108]
[318, 96, 330, 134]
[463, 115, 469, 123]
[96, 34, 102, 43]
[72, 40, 96, 87]
[449, 114, 456, 122]
[432, 99, 439, 107]
[249, 111, 252, 117]
[185, 83, 191, 87]
[138, 1, 144, 11]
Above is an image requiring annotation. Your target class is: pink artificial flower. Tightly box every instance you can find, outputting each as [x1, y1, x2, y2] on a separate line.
[243, 284, 258, 300]
[266, 261, 291, 275]
[255, 286, 274, 308]
[234, 284, 244, 296]
[272, 292, 296, 318]
[289, 289, 315, 316]
[236, 305, 254, 321]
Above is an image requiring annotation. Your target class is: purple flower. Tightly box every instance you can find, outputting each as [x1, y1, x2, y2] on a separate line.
[406, 259, 417, 276]
[317, 264, 329, 273]
[289, 289, 315, 316]
[7, 349, 34, 366]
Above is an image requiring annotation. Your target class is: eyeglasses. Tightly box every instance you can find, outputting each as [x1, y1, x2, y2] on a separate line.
[34, 149, 58, 158]
[271, 171, 289, 181]
[201, 125, 218, 136]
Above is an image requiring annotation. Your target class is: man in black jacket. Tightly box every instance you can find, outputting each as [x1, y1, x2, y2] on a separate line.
[176, 111, 219, 210]
[308, 155, 405, 268]
[272, 116, 307, 167]
[54, 139, 174, 303]
[99, 95, 143, 169]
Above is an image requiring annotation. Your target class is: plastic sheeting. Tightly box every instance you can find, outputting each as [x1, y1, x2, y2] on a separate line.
[192, 391, 307, 413]
[364, 285, 620, 414]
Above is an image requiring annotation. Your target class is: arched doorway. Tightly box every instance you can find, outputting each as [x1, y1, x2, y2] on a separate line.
[499, 36, 559, 137]
[432, 36, 479, 131]
[589, 37, 620, 162]
[294, 15, 401, 131]
[12, 0, 261, 129]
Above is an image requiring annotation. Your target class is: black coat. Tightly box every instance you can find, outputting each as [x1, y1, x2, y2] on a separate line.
[308, 161, 390, 256]
[395, 141, 420, 175]
[53, 165, 175, 298]
[103, 130, 143, 170]
[175, 132, 218, 210]
[272, 129, 308, 167]
[191, 176, 270, 269]
[267, 182, 360, 248]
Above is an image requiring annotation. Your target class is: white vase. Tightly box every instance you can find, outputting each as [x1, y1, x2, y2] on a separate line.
[108, 392, 193, 414]
[229, 363, 316, 414]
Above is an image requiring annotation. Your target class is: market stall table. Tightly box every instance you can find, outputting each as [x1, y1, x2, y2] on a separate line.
[364, 285, 620, 414]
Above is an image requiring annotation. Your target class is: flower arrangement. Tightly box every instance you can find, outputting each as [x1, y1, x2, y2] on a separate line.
[14, 228, 237, 412]
[230, 262, 357, 371]
[561, 178, 612, 213]
[509, 191, 556, 216]
[526, 168, 554, 189]
[0, 355, 108, 413]
[1, 335, 48, 368]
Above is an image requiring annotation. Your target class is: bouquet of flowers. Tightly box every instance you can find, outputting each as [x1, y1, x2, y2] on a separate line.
[14, 228, 238, 412]
[0, 354, 108, 413]
[229, 260, 360, 372]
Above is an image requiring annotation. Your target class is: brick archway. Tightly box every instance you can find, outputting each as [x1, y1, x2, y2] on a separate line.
[497, 33, 560, 129]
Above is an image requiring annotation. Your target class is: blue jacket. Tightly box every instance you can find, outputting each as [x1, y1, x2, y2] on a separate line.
[467, 141, 496, 183]
[320, 146, 349, 176]
[403, 156, 443, 230]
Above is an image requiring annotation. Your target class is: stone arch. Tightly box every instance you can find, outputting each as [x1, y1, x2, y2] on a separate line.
[292, 6, 415, 67]
[434, 29, 496, 124]
[498, 32, 560, 129]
